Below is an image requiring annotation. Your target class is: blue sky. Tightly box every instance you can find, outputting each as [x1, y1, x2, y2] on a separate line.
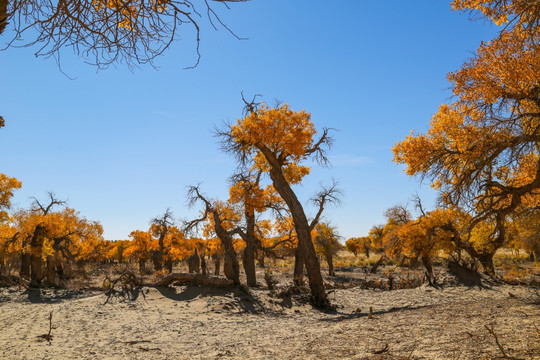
[0, 1, 498, 240]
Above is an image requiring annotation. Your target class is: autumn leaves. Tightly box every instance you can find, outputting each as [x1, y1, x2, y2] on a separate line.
[392, 0, 540, 272]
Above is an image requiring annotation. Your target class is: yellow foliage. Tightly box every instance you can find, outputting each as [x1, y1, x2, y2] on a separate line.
[0, 174, 22, 223]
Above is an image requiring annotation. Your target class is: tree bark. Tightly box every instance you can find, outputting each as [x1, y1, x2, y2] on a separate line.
[20, 252, 31, 279]
[370, 255, 386, 274]
[152, 251, 163, 271]
[30, 225, 46, 287]
[242, 210, 257, 287]
[421, 255, 434, 284]
[188, 249, 200, 273]
[200, 254, 207, 275]
[213, 256, 220, 275]
[293, 246, 304, 286]
[325, 253, 334, 276]
[211, 209, 240, 285]
[138, 259, 146, 273]
[478, 252, 495, 276]
[46, 255, 56, 286]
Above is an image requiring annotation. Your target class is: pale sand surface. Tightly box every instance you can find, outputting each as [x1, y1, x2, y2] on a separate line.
[0, 281, 538, 359]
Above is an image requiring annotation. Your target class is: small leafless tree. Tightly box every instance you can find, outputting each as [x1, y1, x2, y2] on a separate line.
[184, 185, 240, 285]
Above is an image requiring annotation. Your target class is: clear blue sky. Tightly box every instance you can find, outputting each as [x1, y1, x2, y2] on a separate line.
[0, 1, 498, 240]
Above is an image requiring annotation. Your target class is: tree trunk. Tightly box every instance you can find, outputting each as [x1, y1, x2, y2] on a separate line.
[478, 252, 495, 276]
[293, 246, 305, 286]
[213, 256, 221, 275]
[265, 159, 329, 308]
[326, 253, 334, 276]
[370, 255, 386, 274]
[20, 252, 31, 279]
[138, 259, 146, 273]
[211, 209, 240, 285]
[188, 249, 200, 273]
[164, 259, 173, 273]
[152, 251, 163, 271]
[55, 253, 65, 280]
[223, 248, 239, 285]
[30, 225, 46, 287]
[242, 210, 257, 287]
[46, 255, 56, 286]
[421, 255, 434, 284]
[258, 253, 265, 268]
[200, 254, 207, 276]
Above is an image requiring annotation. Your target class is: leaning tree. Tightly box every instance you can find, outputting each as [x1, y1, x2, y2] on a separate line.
[217, 102, 340, 308]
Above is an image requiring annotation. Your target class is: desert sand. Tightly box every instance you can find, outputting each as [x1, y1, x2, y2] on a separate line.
[0, 267, 539, 360]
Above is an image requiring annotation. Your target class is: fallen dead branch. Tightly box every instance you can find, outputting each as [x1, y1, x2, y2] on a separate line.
[150, 273, 234, 287]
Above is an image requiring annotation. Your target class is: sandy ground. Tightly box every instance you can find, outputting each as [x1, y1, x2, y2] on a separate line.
[0, 270, 539, 360]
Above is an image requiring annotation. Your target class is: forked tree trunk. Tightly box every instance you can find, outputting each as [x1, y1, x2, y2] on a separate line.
[265, 159, 329, 308]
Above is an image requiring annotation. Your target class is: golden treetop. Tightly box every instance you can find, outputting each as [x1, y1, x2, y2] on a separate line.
[231, 104, 316, 162]
[0, 174, 22, 223]
[452, 0, 540, 28]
